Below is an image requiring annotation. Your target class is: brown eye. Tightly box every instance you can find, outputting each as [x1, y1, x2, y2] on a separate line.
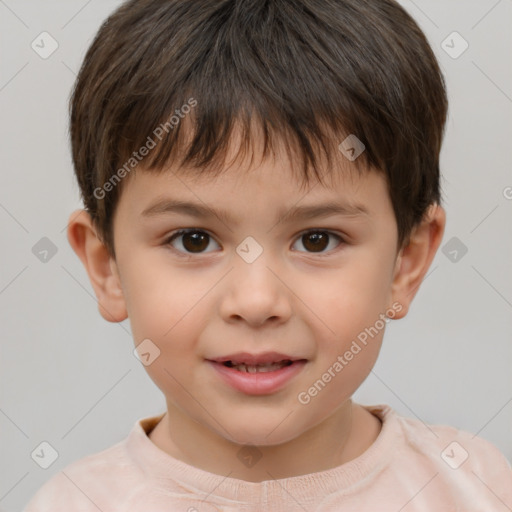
[293, 230, 342, 254]
[167, 230, 220, 254]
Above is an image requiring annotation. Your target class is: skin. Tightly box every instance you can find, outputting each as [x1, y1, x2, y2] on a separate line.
[67, 130, 445, 482]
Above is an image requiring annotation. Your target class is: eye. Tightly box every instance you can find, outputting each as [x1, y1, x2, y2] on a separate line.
[292, 230, 343, 254]
[164, 229, 220, 254]
[164, 229, 344, 256]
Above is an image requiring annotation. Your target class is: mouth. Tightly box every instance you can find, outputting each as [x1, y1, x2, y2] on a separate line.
[206, 353, 308, 395]
[220, 359, 296, 373]
[207, 351, 307, 372]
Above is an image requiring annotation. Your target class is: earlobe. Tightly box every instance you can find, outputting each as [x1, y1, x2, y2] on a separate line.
[390, 204, 446, 319]
[66, 209, 128, 323]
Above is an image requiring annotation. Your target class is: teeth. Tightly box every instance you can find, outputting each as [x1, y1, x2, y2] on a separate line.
[230, 361, 291, 373]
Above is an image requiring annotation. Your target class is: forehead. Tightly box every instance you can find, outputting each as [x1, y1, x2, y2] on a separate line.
[119, 158, 389, 234]
[136, 121, 369, 192]
[128, 151, 368, 207]
[115, 120, 389, 227]
[110, 127, 397, 250]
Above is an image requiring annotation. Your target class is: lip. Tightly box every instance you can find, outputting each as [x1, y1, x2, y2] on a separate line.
[207, 359, 307, 395]
[208, 351, 302, 366]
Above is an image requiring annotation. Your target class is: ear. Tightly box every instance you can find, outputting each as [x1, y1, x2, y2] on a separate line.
[390, 204, 446, 319]
[66, 209, 128, 323]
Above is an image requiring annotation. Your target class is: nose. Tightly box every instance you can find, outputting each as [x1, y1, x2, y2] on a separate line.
[218, 254, 292, 328]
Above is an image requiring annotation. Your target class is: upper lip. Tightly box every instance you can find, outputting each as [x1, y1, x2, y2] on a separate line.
[207, 352, 306, 365]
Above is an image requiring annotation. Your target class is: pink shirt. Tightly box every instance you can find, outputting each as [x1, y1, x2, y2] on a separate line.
[24, 404, 512, 511]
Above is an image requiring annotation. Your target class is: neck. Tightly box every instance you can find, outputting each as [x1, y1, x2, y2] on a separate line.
[148, 400, 382, 481]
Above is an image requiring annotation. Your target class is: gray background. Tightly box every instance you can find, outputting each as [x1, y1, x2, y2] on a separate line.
[1, 0, 511, 510]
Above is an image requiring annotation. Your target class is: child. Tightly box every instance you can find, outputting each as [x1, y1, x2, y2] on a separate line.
[25, 0, 512, 510]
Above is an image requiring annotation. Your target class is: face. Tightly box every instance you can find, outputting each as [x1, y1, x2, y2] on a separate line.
[109, 138, 402, 447]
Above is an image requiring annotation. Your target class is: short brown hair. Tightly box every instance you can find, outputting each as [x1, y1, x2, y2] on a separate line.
[69, 0, 448, 258]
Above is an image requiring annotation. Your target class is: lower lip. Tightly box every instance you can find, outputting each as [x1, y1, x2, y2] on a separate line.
[207, 360, 307, 395]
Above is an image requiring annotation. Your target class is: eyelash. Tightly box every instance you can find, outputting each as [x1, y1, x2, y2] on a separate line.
[163, 229, 346, 257]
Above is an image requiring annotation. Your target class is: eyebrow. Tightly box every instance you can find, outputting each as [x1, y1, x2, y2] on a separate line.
[141, 198, 368, 225]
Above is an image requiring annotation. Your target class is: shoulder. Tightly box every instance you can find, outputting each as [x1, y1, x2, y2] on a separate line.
[23, 414, 167, 511]
[23, 438, 142, 512]
[396, 409, 510, 468]
[393, 407, 512, 505]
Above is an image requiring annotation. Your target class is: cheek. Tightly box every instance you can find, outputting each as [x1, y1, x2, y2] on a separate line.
[307, 257, 392, 340]
[121, 255, 211, 342]
[297, 256, 391, 397]
[123, 259, 218, 392]
[297, 277, 387, 416]
[124, 263, 212, 401]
